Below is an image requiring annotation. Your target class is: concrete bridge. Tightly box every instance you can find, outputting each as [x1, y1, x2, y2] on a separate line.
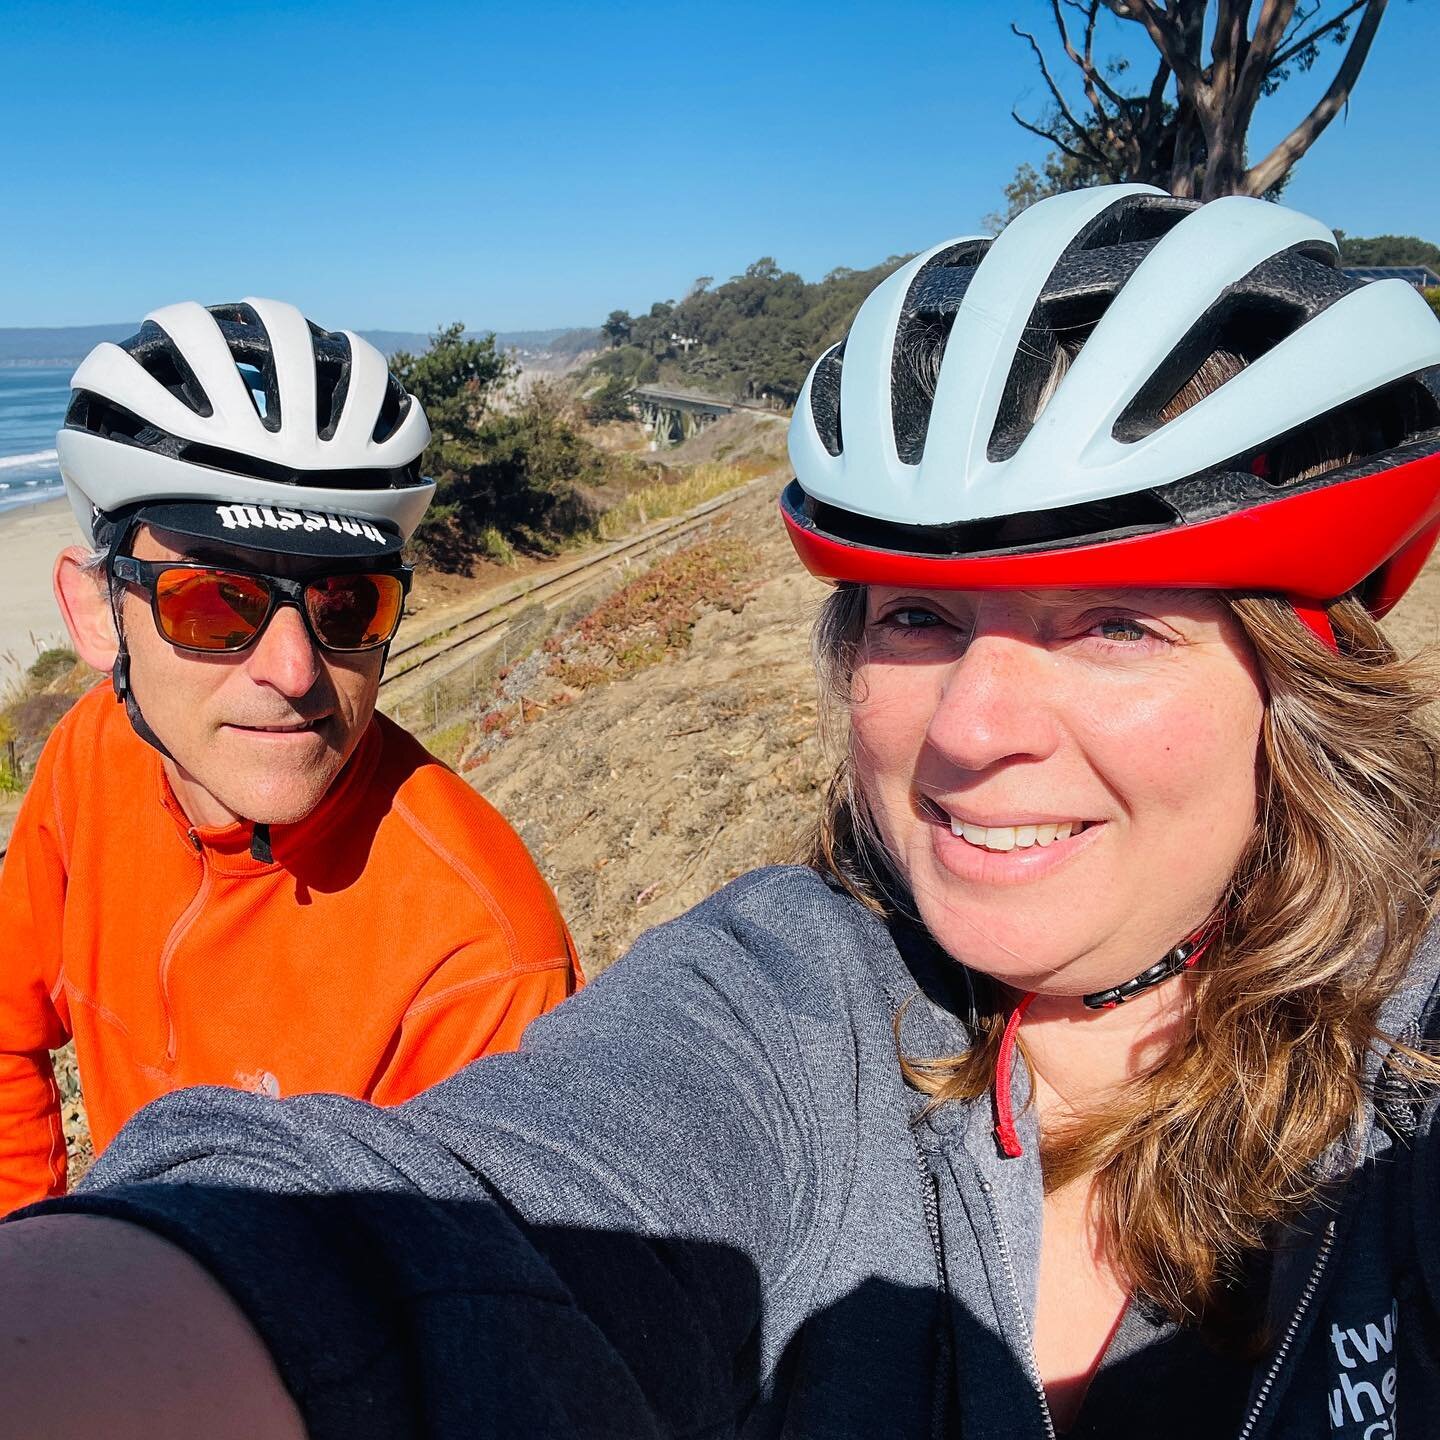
[630, 385, 739, 446]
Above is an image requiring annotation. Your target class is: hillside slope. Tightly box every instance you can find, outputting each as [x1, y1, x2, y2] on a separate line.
[470, 484, 829, 971]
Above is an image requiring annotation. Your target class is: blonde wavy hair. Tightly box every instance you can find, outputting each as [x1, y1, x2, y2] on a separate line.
[804, 342, 1440, 1327]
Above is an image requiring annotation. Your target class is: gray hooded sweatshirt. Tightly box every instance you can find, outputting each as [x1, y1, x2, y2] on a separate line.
[25, 865, 1440, 1439]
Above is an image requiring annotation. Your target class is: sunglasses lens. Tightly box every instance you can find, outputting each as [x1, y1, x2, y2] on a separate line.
[304, 573, 403, 650]
[154, 568, 271, 651]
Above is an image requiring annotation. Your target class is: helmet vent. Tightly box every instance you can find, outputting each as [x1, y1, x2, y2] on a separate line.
[793, 480, 1179, 558]
[986, 238, 1165, 463]
[987, 298, 1112, 463]
[809, 343, 845, 456]
[1113, 246, 1357, 443]
[892, 240, 991, 464]
[172, 439, 422, 493]
[1076, 194, 1196, 251]
[371, 374, 413, 445]
[208, 303, 283, 433]
[64, 393, 171, 449]
[237, 364, 269, 419]
[308, 323, 353, 441]
[121, 321, 213, 418]
[1247, 374, 1440, 490]
[1112, 303, 1301, 441]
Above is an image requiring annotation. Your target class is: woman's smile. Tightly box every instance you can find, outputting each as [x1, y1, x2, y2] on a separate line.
[917, 793, 1107, 885]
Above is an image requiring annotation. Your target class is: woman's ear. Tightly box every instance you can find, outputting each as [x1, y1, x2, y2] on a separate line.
[53, 547, 120, 672]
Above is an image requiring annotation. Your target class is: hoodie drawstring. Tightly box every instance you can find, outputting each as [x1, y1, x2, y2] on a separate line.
[993, 990, 1038, 1159]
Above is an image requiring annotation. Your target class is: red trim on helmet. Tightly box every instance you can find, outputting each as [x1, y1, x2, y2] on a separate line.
[1290, 603, 1338, 652]
[1368, 516, 1440, 619]
[782, 451, 1440, 609]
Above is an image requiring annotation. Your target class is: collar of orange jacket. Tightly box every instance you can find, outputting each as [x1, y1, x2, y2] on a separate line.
[152, 717, 383, 876]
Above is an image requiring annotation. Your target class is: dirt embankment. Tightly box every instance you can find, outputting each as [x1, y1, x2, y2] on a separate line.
[470, 483, 831, 972]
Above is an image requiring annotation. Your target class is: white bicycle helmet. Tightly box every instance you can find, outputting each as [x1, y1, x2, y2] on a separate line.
[783, 185, 1440, 644]
[58, 297, 434, 548]
[784, 187, 1440, 1141]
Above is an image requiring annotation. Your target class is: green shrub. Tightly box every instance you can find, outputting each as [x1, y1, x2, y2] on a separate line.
[477, 526, 516, 566]
[583, 253, 912, 407]
[0, 712, 19, 792]
[390, 324, 514, 441]
[395, 322, 620, 573]
[413, 386, 608, 568]
[26, 648, 79, 689]
[585, 376, 637, 425]
[590, 345, 652, 382]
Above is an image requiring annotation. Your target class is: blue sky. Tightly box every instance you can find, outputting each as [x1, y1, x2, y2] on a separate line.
[3, 1, 1431, 332]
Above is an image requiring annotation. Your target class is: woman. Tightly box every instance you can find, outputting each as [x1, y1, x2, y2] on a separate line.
[4, 185, 1440, 1440]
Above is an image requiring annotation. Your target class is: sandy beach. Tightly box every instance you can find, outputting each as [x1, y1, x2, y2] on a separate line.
[0, 497, 79, 691]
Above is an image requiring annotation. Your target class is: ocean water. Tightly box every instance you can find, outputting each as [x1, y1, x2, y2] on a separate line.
[0, 367, 69, 516]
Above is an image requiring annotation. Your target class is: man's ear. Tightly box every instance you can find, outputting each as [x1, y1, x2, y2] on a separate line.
[53, 547, 120, 672]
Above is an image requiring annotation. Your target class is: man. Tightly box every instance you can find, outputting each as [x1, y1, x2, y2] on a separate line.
[0, 298, 580, 1214]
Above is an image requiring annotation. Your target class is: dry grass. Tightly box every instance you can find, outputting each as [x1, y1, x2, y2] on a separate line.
[1, 647, 95, 786]
[53, 1043, 94, 1188]
[594, 462, 766, 542]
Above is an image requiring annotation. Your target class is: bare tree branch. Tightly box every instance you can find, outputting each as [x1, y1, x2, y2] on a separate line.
[1143, 50, 1171, 119]
[1279, 0, 1325, 41]
[1170, 99, 1202, 196]
[1003, 0, 1389, 205]
[1269, 0, 1367, 71]
[1209, 0, 1254, 105]
[1055, 0, 1133, 113]
[1165, 0, 1212, 193]
[1135, 51, 1173, 178]
[1082, 0, 1146, 173]
[1010, 22, 1118, 168]
[1048, 0, 1136, 167]
[1010, 109, 1111, 171]
[1242, 0, 1388, 195]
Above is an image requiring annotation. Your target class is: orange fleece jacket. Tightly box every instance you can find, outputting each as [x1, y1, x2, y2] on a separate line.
[0, 684, 580, 1215]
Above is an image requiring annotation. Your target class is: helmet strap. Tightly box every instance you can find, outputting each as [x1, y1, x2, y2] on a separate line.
[111, 643, 175, 762]
[1080, 923, 1216, 1010]
[103, 518, 176, 763]
[110, 644, 129, 703]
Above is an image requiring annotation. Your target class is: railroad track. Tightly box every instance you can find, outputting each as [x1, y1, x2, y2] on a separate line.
[378, 477, 770, 722]
[0, 475, 773, 865]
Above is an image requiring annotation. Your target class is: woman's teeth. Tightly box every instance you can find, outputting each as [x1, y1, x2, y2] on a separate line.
[949, 819, 1083, 851]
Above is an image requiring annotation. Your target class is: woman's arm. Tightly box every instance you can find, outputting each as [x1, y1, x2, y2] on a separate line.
[0, 1214, 304, 1439]
[3, 873, 854, 1438]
